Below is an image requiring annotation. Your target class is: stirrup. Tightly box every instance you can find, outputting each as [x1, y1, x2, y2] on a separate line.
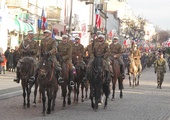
[58, 77, 64, 84]
[122, 74, 125, 79]
[70, 81, 74, 86]
[82, 77, 87, 83]
[29, 76, 35, 82]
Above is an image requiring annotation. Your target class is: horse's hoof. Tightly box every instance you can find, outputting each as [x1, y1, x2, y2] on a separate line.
[98, 103, 102, 106]
[93, 108, 98, 112]
[103, 106, 107, 109]
[120, 95, 123, 98]
[68, 100, 71, 105]
[111, 98, 115, 101]
[42, 112, 45, 116]
[46, 110, 51, 114]
[32, 103, 36, 107]
[27, 104, 30, 108]
[81, 98, 84, 102]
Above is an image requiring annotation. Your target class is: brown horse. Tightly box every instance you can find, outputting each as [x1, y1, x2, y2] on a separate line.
[72, 54, 88, 103]
[20, 57, 38, 108]
[37, 55, 58, 116]
[109, 57, 123, 100]
[128, 55, 142, 87]
[56, 53, 73, 108]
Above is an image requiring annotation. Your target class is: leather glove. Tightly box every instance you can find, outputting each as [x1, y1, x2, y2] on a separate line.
[155, 71, 156, 73]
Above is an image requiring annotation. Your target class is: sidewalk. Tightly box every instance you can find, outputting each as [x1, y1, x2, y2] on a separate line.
[0, 71, 22, 100]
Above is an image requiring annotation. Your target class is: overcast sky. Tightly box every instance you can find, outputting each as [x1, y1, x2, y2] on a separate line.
[126, 0, 170, 30]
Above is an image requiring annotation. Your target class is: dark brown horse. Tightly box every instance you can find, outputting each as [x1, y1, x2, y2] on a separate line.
[20, 57, 38, 108]
[87, 56, 110, 111]
[56, 53, 73, 108]
[72, 54, 88, 103]
[37, 55, 58, 116]
[109, 57, 123, 100]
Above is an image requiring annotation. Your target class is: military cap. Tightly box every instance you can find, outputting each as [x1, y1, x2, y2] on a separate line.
[133, 44, 137, 47]
[113, 37, 119, 40]
[75, 36, 80, 40]
[44, 29, 52, 34]
[62, 34, 68, 38]
[98, 34, 105, 39]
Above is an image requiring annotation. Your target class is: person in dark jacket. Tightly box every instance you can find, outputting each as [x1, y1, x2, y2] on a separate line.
[4, 47, 10, 71]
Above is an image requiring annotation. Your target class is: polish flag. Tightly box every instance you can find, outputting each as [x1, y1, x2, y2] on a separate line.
[41, 8, 46, 31]
[95, 9, 101, 29]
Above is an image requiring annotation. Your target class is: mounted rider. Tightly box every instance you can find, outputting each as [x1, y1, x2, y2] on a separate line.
[109, 37, 125, 79]
[129, 43, 142, 73]
[83, 34, 111, 83]
[72, 36, 86, 69]
[57, 34, 75, 86]
[40, 29, 63, 83]
[14, 31, 39, 83]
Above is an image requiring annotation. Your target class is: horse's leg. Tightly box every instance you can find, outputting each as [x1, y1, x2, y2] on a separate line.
[118, 77, 123, 98]
[129, 74, 131, 87]
[61, 85, 67, 108]
[46, 89, 52, 114]
[33, 81, 38, 106]
[38, 87, 42, 103]
[111, 77, 116, 101]
[76, 82, 80, 103]
[81, 82, 85, 102]
[90, 87, 94, 109]
[41, 87, 46, 116]
[27, 84, 31, 108]
[22, 84, 26, 109]
[52, 84, 58, 112]
[103, 82, 110, 109]
[73, 84, 77, 103]
[67, 85, 72, 105]
[85, 82, 88, 99]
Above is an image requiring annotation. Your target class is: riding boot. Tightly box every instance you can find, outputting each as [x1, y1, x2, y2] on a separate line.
[69, 69, 74, 86]
[105, 71, 111, 84]
[13, 67, 20, 83]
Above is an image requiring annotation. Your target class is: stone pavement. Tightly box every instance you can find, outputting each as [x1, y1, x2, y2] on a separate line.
[0, 71, 22, 100]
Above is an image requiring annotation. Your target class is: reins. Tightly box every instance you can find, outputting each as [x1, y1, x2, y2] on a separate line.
[49, 62, 55, 81]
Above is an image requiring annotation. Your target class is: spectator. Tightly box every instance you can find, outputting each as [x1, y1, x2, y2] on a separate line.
[0, 54, 6, 74]
[4, 47, 10, 71]
[8, 49, 14, 72]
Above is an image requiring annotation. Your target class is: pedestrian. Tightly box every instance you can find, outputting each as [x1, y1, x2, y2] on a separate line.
[8, 49, 14, 72]
[0, 54, 6, 74]
[4, 47, 10, 71]
[154, 52, 166, 89]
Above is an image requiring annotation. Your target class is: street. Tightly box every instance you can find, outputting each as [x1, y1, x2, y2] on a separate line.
[0, 66, 170, 120]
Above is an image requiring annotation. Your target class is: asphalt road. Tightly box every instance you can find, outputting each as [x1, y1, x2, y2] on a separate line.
[0, 66, 170, 120]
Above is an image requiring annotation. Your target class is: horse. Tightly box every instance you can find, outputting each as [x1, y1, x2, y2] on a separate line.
[128, 55, 142, 87]
[19, 57, 38, 109]
[87, 56, 110, 111]
[37, 55, 58, 116]
[72, 54, 88, 103]
[56, 53, 73, 108]
[109, 57, 123, 100]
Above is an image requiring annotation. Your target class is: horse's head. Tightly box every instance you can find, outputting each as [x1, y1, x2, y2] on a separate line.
[39, 58, 53, 78]
[20, 57, 34, 81]
[92, 57, 104, 77]
[72, 54, 82, 68]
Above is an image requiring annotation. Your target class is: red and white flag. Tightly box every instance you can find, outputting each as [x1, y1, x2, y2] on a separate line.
[95, 9, 101, 29]
[41, 8, 46, 31]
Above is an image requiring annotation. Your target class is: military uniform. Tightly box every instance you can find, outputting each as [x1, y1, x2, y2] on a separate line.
[58, 40, 74, 85]
[14, 37, 39, 83]
[130, 48, 142, 70]
[84, 43, 94, 60]
[154, 54, 166, 89]
[110, 42, 125, 78]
